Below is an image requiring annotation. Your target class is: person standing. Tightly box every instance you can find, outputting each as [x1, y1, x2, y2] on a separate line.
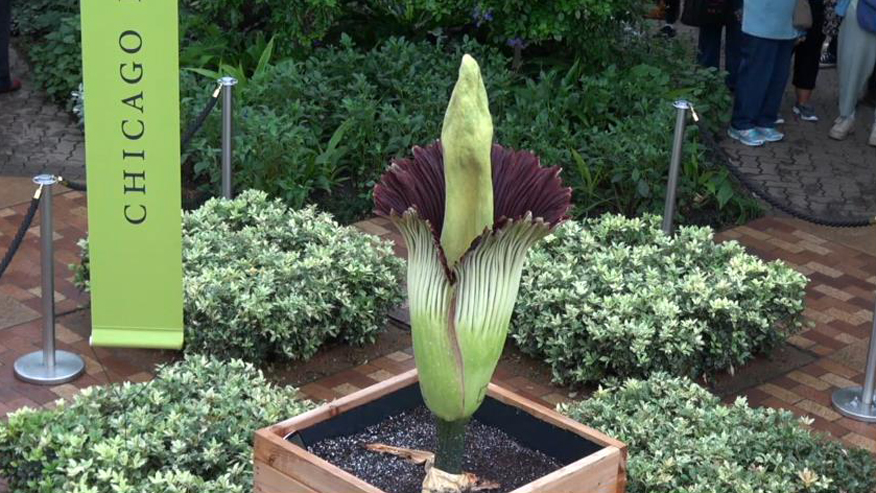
[728, 0, 798, 146]
[829, 0, 876, 145]
[0, 0, 20, 94]
[696, 0, 743, 90]
[661, 0, 681, 37]
[792, 0, 827, 121]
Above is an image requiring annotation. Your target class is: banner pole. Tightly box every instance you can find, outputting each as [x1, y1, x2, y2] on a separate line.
[14, 175, 85, 385]
[833, 296, 876, 422]
[219, 76, 238, 200]
[662, 100, 690, 236]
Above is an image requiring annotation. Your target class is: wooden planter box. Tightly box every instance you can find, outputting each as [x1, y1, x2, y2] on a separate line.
[254, 369, 627, 493]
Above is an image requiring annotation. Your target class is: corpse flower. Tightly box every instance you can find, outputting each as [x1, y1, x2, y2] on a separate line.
[374, 55, 571, 490]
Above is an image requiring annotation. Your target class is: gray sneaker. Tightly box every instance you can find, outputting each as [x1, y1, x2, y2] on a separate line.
[793, 104, 819, 122]
[829, 116, 856, 140]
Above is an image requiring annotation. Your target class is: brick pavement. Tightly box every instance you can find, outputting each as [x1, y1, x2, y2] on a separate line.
[721, 66, 876, 219]
[0, 45, 86, 179]
[0, 190, 165, 419]
[715, 216, 876, 452]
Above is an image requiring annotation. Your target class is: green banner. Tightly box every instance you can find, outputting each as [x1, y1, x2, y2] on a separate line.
[80, 0, 184, 349]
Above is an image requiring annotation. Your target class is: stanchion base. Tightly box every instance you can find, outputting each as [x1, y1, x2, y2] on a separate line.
[13, 350, 85, 385]
[832, 387, 876, 423]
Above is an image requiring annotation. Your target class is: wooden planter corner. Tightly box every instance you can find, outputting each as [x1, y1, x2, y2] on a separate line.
[254, 369, 627, 493]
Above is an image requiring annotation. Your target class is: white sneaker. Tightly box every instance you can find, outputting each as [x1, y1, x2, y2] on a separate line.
[829, 116, 855, 140]
[869, 124, 876, 147]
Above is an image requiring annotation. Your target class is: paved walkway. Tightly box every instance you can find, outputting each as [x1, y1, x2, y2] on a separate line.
[0, 45, 86, 180]
[721, 64, 876, 219]
[715, 217, 876, 451]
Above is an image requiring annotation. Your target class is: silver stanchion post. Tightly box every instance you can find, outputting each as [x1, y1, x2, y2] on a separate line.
[833, 304, 876, 422]
[662, 100, 692, 235]
[219, 76, 238, 200]
[13, 175, 85, 385]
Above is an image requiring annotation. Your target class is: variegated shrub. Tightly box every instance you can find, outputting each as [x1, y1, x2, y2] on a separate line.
[0, 356, 315, 493]
[513, 214, 808, 385]
[563, 373, 876, 493]
[72, 190, 405, 363]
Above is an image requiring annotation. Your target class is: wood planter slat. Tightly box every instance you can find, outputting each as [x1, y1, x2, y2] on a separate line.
[254, 369, 627, 493]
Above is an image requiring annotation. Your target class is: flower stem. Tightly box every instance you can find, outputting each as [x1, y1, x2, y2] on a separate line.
[434, 417, 469, 474]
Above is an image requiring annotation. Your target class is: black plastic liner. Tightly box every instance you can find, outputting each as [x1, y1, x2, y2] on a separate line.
[289, 382, 602, 466]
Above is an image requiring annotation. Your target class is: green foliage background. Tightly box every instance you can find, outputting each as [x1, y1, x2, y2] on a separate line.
[13, 0, 759, 227]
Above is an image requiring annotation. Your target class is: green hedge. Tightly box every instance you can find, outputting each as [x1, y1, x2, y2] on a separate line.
[513, 214, 807, 385]
[73, 190, 405, 363]
[0, 356, 315, 493]
[342, 0, 643, 63]
[4, 362, 871, 493]
[186, 36, 755, 224]
[563, 374, 876, 493]
[15, 0, 757, 228]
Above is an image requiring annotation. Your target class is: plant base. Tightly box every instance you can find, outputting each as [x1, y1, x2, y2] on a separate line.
[253, 369, 627, 493]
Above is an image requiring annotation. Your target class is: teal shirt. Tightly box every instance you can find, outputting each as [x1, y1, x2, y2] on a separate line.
[742, 0, 798, 40]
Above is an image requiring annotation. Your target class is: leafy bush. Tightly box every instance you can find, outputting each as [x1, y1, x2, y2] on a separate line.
[72, 190, 405, 362]
[0, 356, 315, 493]
[479, 0, 643, 62]
[13, 2, 82, 104]
[180, 0, 342, 59]
[343, 0, 643, 62]
[182, 190, 404, 361]
[20, 1, 756, 227]
[187, 35, 755, 225]
[513, 214, 807, 385]
[186, 35, 513, 219]
[564, 374, 876, 493]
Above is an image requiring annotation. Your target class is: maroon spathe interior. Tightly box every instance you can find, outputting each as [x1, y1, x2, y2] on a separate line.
[374, 141, 571, 238]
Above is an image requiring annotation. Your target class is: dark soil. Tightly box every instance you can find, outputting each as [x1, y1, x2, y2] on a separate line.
[308, 406, 562, 493]
[706, 342, 816, 397]
[264, 321, 413, 388]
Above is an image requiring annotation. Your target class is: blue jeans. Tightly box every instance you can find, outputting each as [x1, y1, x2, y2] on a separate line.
[731, 34, 795, 130]
[0, 0, 10, 88]
[698, 19, 742, 90]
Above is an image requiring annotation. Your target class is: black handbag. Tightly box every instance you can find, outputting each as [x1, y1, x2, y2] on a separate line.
[681, 0, 729, 26]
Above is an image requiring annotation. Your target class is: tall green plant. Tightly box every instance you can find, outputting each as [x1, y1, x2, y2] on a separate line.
[374, 55, 571, 490]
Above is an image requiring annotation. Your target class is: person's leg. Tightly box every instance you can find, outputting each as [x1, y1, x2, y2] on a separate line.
[0, 0, 11, 89]
[793, 0, 826, 116]
[731, 34, 773, 145]
[659, 0, 680, 36]
[757, 39, 795, 131]
[837, 1, 876, 119]
[665, 0, 680, 24]
[725, 16, 743, 90]
[697, 24, 722, 69]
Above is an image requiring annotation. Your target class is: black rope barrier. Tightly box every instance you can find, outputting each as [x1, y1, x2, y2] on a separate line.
[180, 89, 220, 153]
[60, 86, 221, 192]
[59, 177, 87, 191]
[0, 190, 42, 281]
[695, 119, 875, 228]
